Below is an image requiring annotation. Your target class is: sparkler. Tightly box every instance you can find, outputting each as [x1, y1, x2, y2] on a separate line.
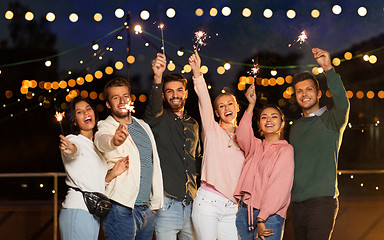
[55, 111, 65, 134]
[193, 31, 208, 51]
[158, 24, 165, 55]
[247, 59, 260, 79]
[288, 30, 308, 47]
[121, 100, 135, 113]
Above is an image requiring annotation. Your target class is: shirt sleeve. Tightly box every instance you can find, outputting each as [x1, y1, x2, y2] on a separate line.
[94, 122, 117, 153]
[236, 111, 261, 162]
[144, 83, 164, 127]
[325, 68, 350, 131]
[258, 145, 294, 220]
[193, 74, 217, 132]
[61, 135, 81, 161]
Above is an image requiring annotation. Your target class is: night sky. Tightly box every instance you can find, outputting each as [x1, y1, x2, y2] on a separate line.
[1, 0, 384, 173]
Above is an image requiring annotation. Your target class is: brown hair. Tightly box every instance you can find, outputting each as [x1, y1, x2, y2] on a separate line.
[103, 77, 131, 102]
[292, 71, 320, 92]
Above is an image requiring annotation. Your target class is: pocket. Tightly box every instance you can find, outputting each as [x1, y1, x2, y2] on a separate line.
[161, 197, 174, 210]
[113, 204, 132, 217]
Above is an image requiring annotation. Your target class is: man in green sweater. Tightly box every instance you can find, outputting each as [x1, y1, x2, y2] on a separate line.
[289, 48, 350, 240]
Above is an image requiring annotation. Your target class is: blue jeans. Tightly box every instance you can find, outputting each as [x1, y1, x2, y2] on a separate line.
[236, 204, 285, 240]
[155, 196, 195, 240]
[102, 202, 157, 240]
[59, 208, 100, 240]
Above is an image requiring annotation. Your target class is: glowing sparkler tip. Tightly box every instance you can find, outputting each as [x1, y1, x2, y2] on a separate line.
[193, 30, 208, 51]
[159, 24, 164, 29]
[122, 101, 135, 113]
[247, 59, 260, 79]
[55, 111, 65, 122]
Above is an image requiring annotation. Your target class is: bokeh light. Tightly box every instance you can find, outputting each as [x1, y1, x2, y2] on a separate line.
[369, 55, 377, 64]
[311, 9, 320, 18]
[263, 9, 273, 18]
[367, 91, 375, 99]
[115, 61, 124, 70]
[332, 58, 341, 66]
[94, 70, 103, 79]
[69, 13, 79, 22]
[210, 8, 218, 17]
[115, 8, 125, 18]
[140, 10, 150, 20]
[25, 12, 34, 21]
[167, 61, 176, 71]
[358, 7, 367, 16]
[242, 8, 251, 17]
[5, 10, 14, 20]
[195, 8, 204, 17]
[94, 13, 102, 22]
[217, 66, 225, 75]
[166, 8, 176, 18]
[105, 66, 113, 75]
[286, 10, 296, 19]
[332, 5, 342, 15]
[201, 65, 208, 74]
[127, 55, 135, 64]
[46, 12, 55, 22]
[222, 7, 231, 16]
[344, 52, 352, 60]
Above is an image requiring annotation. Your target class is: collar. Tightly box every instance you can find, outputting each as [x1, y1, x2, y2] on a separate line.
[302, 106, 327, 117]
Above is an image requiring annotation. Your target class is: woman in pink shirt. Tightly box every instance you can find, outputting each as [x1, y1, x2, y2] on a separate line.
[234, 83, 294, 240]
[189, 51, 245, 239]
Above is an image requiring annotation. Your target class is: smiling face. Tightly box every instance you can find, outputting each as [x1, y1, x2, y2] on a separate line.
[106, 86, 132, 120]
[163, 81, 188, 113]
[294, 79, 322, 114]
[74, 100, 96, 134]
[214, 94, 239, 124]
[259, 107, 285, 140]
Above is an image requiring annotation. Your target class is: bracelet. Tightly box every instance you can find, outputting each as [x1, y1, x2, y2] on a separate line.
[257, 220, 266, 224]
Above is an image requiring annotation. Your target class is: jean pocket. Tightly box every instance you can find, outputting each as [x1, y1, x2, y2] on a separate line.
[161, 198, 174, 210]
[113, 204, 132, 217]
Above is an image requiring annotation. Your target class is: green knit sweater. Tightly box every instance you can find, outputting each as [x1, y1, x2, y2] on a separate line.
[289, 68, 350, 202]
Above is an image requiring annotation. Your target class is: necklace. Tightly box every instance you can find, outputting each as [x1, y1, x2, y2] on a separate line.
[221, 124, 240, 150]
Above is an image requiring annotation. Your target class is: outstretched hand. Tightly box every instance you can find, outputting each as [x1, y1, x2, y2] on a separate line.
[312, 48, 332, 72]
[152, 53, 166, 83]
[113, 124, 129, 147]
[59, 135, 77, 155]
[189, 50, 202, 79]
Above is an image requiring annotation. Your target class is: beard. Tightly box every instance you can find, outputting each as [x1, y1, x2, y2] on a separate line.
[112, 108, 130, 119]
[165, 97, 186, 112]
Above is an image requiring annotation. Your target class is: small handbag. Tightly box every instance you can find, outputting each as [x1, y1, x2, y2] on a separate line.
[70, 187, 112, 218]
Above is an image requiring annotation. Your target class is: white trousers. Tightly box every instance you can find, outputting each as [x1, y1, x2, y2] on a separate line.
[192, 187, 238, 240]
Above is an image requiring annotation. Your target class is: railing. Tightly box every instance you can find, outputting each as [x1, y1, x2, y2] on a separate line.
[0, 172, 66, 240]
[0, 170, 383, 239]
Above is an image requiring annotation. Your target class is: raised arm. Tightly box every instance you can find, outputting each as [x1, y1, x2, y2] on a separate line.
[189, 51, 217, 131]
[144, 53, 167, 125]
[94, 123, 129, 153]
[313, 48, 350, 129]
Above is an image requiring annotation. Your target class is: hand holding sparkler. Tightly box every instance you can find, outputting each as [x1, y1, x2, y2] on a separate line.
[152, 53, 166, 83]
[55, 111, 65, 134]
[189, 50, 202, 79]
[245, 83, 257, 114]
[193, 31, 208, 52]
[312, 48, 332, 72]
[113, 123, 129, 147]
[59, 135, 77, 155]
